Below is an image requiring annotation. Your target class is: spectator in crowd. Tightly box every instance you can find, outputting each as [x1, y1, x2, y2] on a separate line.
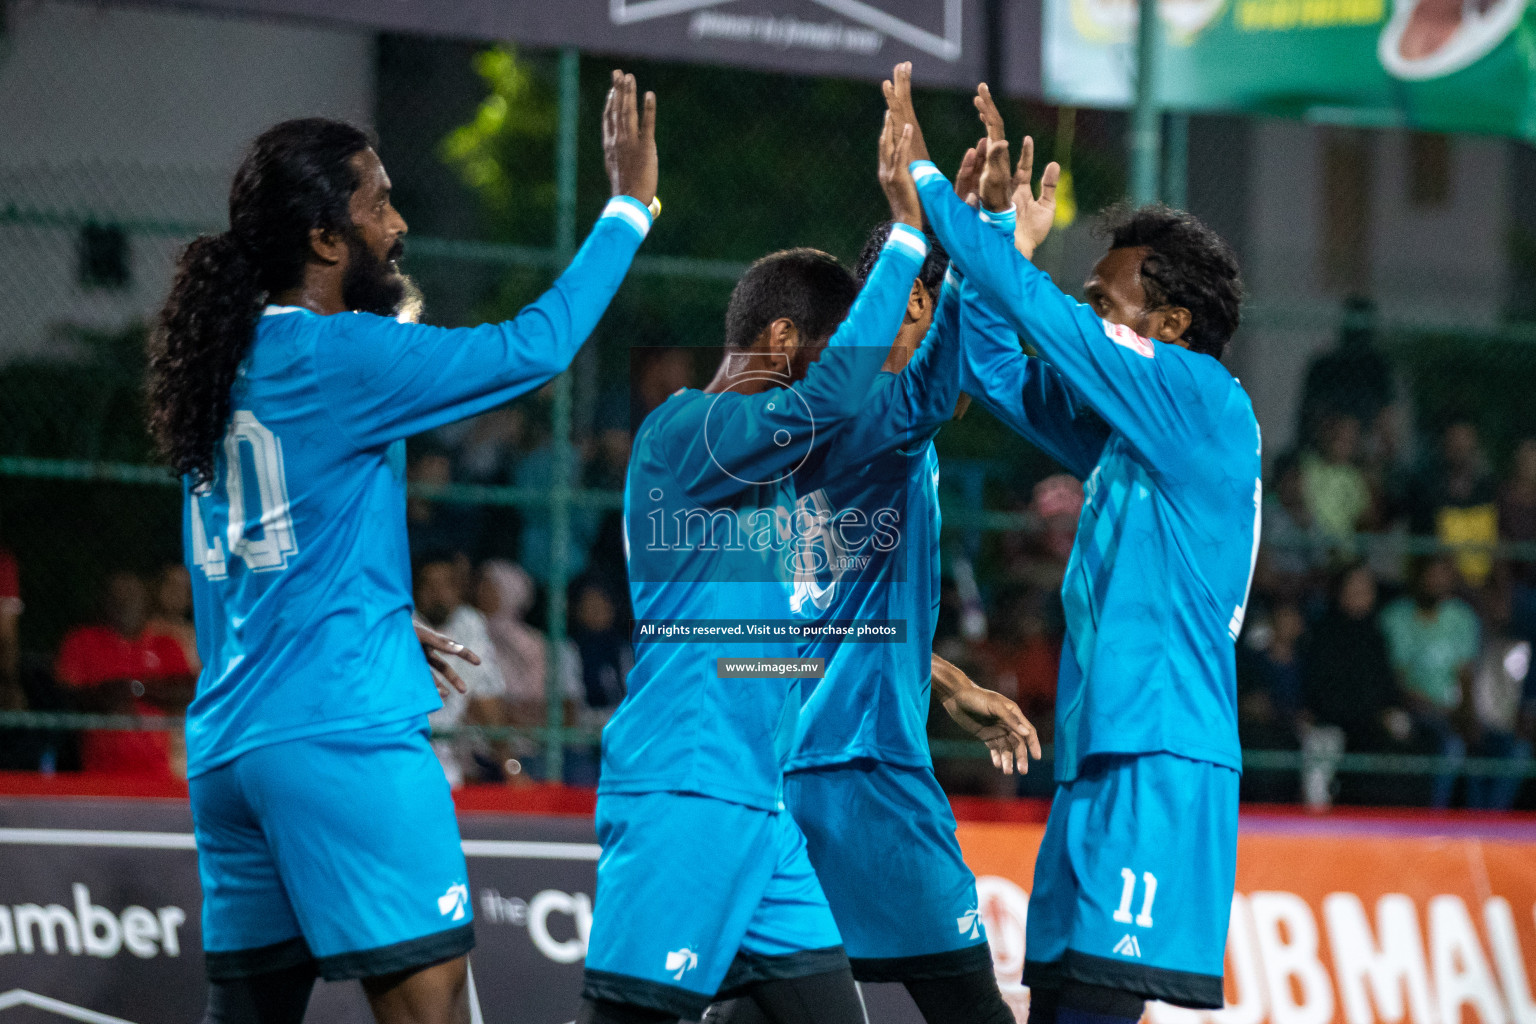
[565, 576, 631, 785]
[1301, 413, 1373, 542]
[454, 407, 529, 560]
[1380, 554, 1480, 806]
[583, 418, 636, 588]
[145, 562, 200, 675]
[1465, 584, 1534, 809]
[1499, 437, 1536, 640]
[1238, 602, 1306, 733]
[415, 554, 508, 788]
[55, 571, 195, 775]
[631, 348, 693, 422]
[1296, 296, 1395, 454]
[0, 541, 21, 712]
[1411, 418, 1499, 587]
[1260, 454, 1329, 602]
[1303, 562, 1411, 755]
[978, 585, 1058, 747]
[472, 559, 584, 783]
[514, 436, 600, 586]
[569, 576, 630, 724]
[406, 448, 480, 561]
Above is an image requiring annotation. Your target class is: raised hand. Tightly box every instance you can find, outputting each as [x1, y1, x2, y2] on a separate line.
[877, 112, 922, 230]
[1013, 134, 1062, 260]
[954, 143, 982, 208]
[603, 69, 658, 206]
[880, 61, 931, 163]
[975, 82, 1060, 258]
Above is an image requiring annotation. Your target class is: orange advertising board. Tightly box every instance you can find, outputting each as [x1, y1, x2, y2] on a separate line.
[957, 820, 1536, 1024]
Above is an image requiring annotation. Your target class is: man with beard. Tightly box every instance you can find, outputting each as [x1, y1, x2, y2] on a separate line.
[144, 72, 657, 1024]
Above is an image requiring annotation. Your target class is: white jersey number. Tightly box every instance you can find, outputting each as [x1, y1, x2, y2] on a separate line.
[191, 411, 298, 580]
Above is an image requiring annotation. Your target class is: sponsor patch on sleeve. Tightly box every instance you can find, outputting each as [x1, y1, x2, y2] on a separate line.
[1103, 320, 1155, 358]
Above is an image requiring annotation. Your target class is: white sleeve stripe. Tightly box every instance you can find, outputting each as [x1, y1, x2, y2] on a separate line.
[944, 266, 963, 288]
[884, 224, 930, 260]
[601, 197, 652, 239]
[979, 204, 1018, 224]
[911, 164, 944, 186]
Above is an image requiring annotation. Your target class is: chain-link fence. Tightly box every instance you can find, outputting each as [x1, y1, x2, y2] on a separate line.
[2, 4, 1535, 809]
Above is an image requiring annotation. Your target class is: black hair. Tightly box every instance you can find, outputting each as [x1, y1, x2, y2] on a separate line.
[1099, 203, 1243, 360]
[853, 222, 949, 303]
[724, 248, 859, 350]
[147, 118, 374, 486]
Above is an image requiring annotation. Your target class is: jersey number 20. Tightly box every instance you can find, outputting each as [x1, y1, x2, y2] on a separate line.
[190, 411, 298, 580]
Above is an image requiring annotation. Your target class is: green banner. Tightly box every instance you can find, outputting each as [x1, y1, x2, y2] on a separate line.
[1044, 0, 1536, 138]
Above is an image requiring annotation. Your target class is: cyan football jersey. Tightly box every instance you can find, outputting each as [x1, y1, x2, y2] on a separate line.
[916, 163, 1261, 781]
[604, 224, 930, 810]
[181, 198, 653, 778]
[786, 276, 960, 771]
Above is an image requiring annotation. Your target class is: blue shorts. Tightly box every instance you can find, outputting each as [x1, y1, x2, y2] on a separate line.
[1026, 752, 1238, 1009]
[582, 791, 847, 1018]
[785, 760, 991, 980]
[190, 715, 474, 981]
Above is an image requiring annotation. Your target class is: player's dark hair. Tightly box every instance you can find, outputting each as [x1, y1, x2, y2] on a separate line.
[147, 118, 373, 486]
[724, 248, 859, 350]
[853, 222, 949, 302]
[1099, 203, 1243, 360]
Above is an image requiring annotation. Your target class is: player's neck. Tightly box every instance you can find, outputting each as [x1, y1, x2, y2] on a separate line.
[271, 273, 345, 317]
[702, 351, 780, 396]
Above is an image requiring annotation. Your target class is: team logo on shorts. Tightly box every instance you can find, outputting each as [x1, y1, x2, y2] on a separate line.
[665, 947, 699, 980]
[956, 908, 982, 940]
[1112, 934, 1143, 958]
[438, 883, 470, 922]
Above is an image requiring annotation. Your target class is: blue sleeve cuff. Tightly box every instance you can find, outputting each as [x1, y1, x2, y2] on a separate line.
[910, 160, 945, 187]
[600, 195, 653, 239]
[979, 204, 1017, 235]
[884, 222, 930, 261]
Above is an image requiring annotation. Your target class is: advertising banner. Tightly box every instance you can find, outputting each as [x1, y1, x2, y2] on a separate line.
[959, 820, 1536, 1024]
[128, 0, 991, 90]
[4, 798, 1536, 1024]
[1042, 0, 1536, 139]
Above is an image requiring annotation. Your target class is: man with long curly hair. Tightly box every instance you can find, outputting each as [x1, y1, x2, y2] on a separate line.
[146, 72, 658, 1024]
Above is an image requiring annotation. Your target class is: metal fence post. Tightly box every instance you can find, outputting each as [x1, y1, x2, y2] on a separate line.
[1163, 111, 1188, 210]
[544, 46, 580, 782]
[1129, 0, 1162, 205]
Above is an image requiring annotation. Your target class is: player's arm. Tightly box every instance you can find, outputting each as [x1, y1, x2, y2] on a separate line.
[915, 166, 1212, 469]
[931, 652, 1041, 774]
[812, 272, 962, 468]
[317, 73, 659, 448]
[959, 280, 1108, 479]
[883, 66, 1206, 469]
[667, 116, 929, 503]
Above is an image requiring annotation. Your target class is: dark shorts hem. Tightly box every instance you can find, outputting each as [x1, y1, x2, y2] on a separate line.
[718, 945, 851, 997]
[1029, 952, 1224, 1009]
[849, 942, 992, 983]
[205, 936, 315, 981]
[315, 922, 475, 981]
[584, 967, 710, 1019]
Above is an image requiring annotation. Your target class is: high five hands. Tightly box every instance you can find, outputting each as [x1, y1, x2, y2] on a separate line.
[603, 69, 658, 207]
[881, 63, 1061, 260]
[974, 82, 1061, 260]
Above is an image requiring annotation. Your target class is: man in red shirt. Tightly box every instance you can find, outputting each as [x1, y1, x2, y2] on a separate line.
[0, 545, 21, 712]
[55, 571, 194, 775]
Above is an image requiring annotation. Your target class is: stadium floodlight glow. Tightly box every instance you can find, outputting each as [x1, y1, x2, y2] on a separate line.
[609, 0, 965, 61]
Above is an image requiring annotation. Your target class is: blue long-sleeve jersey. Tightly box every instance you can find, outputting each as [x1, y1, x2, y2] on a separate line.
[786, 275, 961, 771]
[181, 196, 653, 778]
[915, 163, 1261, 781]
[607, 224, 930, 810]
